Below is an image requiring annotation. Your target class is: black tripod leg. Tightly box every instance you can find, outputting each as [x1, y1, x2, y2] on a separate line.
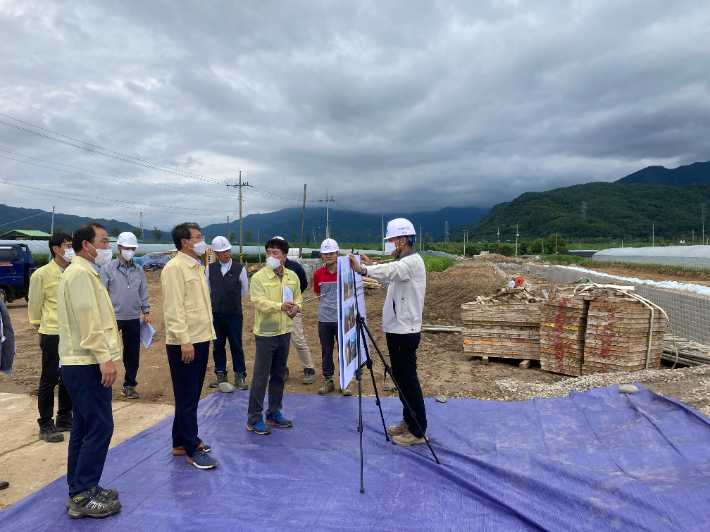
[360, 321, 441, 465]
[358, 319, 389, 441]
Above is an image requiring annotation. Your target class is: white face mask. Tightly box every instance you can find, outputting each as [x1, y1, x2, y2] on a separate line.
[192, 241, 208, 256]
[121, 249, 136, 261]
[90, 244, 113, 267]
[384, 241, 396, 254]
[266, 256, 282, 270]
[61, 248, 75, 263]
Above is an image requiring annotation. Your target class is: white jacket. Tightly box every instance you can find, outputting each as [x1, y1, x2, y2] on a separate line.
[365, 251, 426, 334]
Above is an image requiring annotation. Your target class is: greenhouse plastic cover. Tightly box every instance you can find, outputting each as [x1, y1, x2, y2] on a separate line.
[1, 386, 709, 531]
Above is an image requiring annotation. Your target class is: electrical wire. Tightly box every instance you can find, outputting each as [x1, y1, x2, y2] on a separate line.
[0, 211, 47, 227]
[0, 95, 245, 173]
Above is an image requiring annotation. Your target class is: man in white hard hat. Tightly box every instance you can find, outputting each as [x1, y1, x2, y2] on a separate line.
[205, 236, 249, 390]
[348, 218, 428, 447]
[100, 231, 150, 400]
[314, 239, 351, 396]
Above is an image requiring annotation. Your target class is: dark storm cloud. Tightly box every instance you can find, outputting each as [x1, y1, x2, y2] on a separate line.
[1, 0, 709, 228]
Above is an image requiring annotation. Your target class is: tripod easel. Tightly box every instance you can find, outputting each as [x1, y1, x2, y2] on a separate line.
[351, 265, 441, 494]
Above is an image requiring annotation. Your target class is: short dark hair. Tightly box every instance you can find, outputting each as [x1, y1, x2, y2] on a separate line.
[48, 232, 72, 258]
[172, 222, 200, 250]
[265, 237, 289, 254]
[72, 223, 106, 252]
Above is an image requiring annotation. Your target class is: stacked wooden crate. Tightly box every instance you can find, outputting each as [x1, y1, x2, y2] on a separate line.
[461, 301, 542, 361]
[539, 294, 588, 376]
[582, 292, 665, 373]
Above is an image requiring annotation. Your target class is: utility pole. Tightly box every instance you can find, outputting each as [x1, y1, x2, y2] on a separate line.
[702, 204, 707, 245]
[652, 223, 655, 247]
[463, 229, 468, 257]
[50, 206, 55, 235]
[140, 212, 144, 240]
[69, 218, 72, 236]
[226, 172, 251, 260]
[420, 224, 423, 252]
[497, 226, 500, 243]
[444, 221, 449, 243]
[227, 216, 230, 243]
[555, 234, 558, 254]
[381, 214, 385, 255]
[323, 189, 335, 238]
[299, 184, 307, 257]
[257, 228, 261, 263]
[515, 224, 519, 257]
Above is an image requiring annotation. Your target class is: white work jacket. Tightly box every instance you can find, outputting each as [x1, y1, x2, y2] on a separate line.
[364, 251, 426, 334]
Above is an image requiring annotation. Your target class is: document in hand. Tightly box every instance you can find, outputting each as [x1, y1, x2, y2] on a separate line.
[140, 319, 156, 349]
[282, 285, 294, 303]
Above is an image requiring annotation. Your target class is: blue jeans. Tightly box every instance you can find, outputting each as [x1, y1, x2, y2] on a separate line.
[212, 314, 246, 375]
[62, 364, 114, 497]
[117, 319, 141, 388]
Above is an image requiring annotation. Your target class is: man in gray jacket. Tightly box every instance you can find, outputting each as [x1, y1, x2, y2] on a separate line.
[349, 218, 428, 447]
[100, 232, 150, 399]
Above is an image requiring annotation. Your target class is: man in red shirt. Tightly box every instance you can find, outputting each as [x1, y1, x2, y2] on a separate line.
[314, 239, 351, 396]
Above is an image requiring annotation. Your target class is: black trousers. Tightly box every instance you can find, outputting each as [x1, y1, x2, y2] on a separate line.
[318, 321, 338, 377]
[386, 332, 427, 438]
[166, 342, 209, 457]
[38, 334, 72, 424]
[62, 364, 113, 497]
[212, 314, 246, 375]
[248, 334, 290, 424]
[117, 319, 141, 388]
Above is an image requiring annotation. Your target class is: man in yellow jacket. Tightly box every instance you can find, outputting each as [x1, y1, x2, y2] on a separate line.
[247, 237, 302, 435]
[162, 222, 217, 470]
[57, 223, 122, 519]
[28, 232, 74, 443]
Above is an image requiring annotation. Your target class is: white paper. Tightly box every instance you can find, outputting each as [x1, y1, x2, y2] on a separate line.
[140, 319, 156, 349]
[282, 286, 294, 303]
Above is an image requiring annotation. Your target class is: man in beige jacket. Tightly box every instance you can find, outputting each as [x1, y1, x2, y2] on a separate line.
[162, 222, 217, 470]
[58, 223, 122, 519]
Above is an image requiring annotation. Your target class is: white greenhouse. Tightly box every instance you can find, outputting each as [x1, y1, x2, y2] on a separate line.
[592, 246, 710, 270]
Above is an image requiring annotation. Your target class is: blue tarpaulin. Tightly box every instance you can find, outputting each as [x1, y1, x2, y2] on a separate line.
[1, 385, 709, 531]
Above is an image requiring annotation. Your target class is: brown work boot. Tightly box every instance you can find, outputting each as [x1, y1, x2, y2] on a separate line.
[387, 420, 408, 437]
[392, 430, 428, 447]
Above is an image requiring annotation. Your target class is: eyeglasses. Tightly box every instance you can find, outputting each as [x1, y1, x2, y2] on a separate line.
[189, 235, 205, 241]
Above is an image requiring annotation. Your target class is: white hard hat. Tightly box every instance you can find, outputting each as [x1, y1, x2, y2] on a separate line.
[385, 218, 416, 240]
[117, 232, 138, 248]
[273, 236, 286, 241]
[211, 236, 231, 252]
[320, 238, 339, 253]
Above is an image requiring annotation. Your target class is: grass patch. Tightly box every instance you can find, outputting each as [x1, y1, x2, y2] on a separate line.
[422, 256, 454, 272]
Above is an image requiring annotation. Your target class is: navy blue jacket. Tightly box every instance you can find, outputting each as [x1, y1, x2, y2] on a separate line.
[284, 258, 308, 293]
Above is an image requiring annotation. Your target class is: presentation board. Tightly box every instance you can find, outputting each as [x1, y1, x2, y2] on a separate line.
[337, 255, 370, 390]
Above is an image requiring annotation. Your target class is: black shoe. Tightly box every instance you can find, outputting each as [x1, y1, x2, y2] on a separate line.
[0, 481, 8, 490]
[121, 386, 139, 399]
[209, 371, 227, 388]
[234, 372, 249, 391]
[67, 486, 121, 519]
[284, 367, 290, 381]
[39, 421, 64, 443]
[66, 486, 118, 510]
[303, 368, 315, 385]
[56, 414, 73, 432]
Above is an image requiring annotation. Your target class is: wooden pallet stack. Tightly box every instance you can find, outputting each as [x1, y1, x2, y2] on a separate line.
[582, 292, 666, 373]
[461, 292, 542, 361]
[539, 293, 588, 376]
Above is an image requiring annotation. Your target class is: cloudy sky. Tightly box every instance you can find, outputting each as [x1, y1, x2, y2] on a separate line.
[1, 0, 708, 228]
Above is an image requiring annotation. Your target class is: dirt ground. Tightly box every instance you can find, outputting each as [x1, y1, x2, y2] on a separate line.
[549, 260, 710, 284]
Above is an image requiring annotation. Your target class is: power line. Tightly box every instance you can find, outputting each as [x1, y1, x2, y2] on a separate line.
[0, 94, 246, 173]
[0, 211, 47, 227]
[0, 113, 226, 185]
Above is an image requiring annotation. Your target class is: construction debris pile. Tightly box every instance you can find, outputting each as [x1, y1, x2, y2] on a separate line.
[663, 336, 710, 367]
[462, 279, 670, 376]
[462, 287, 543, 362]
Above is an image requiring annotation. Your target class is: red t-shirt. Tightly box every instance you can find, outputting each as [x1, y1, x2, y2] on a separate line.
[313, 267, 338, 293]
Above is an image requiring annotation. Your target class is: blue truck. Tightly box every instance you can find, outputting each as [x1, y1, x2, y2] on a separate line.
[0, 243, 35, 304]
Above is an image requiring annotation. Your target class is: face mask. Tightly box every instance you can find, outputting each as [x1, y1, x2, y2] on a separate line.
[61, 248, 75, 263]
[384, 241, 396, 254]
[121, 249, 135, 261]
[266, 256, 282, 270]
[90, 244, 113, 267]
[192, 241, 207, 256]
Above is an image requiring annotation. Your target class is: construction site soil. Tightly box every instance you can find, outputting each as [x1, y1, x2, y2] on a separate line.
[548, 260, 710, 284]
[4, 259, 708, 415]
